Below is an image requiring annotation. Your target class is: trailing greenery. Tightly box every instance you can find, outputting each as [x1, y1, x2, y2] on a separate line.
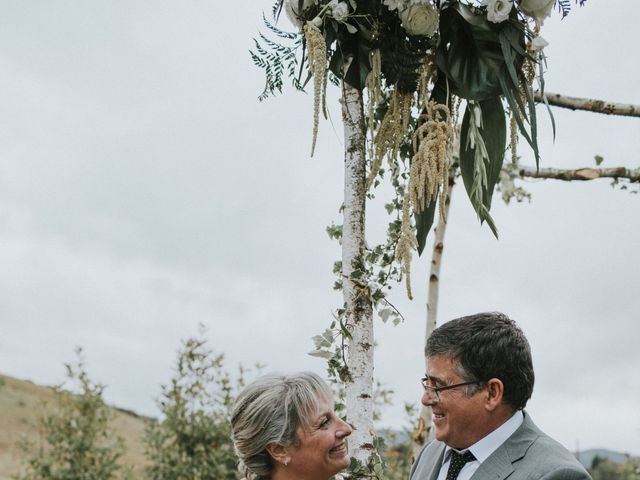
[16, 349, 130, 480]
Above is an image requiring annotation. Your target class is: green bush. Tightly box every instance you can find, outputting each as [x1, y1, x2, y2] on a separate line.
[144, 335, 246, 480]
[16, 349, 129, 480]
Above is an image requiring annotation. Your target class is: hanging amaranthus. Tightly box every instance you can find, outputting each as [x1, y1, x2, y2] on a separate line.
[304, 22, 328, 157]
[397, 190, 419, 300]
[366, 88, 412, 190]
[396, 101, 453, 298]
[365, 49, 383, 163]
[410, 101, 453, 220]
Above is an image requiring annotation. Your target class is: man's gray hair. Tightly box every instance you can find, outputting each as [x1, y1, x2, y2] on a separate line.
[231, 371, 333, 480]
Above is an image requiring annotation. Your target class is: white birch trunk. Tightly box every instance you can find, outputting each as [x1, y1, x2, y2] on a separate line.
[341, 81, 375, 466]
[412, 179, 455, 459]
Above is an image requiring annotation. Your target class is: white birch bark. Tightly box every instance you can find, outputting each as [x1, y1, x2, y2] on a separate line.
[516, 165, 640, 182]
[412, 178, 455, 459]
[340, 81, 375, 466]
[534, 91, 640, 117]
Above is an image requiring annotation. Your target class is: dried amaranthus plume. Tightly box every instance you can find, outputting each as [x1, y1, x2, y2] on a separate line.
[409, 101, 453, 222]
[366, 88, 413, 190]
[396, 191, 419, 300]
[304, 22, 328, 157]
[396, 101, 453, 300]
[510, 112, 518, 164]
[417, 51, 437, 110]
[365, 49, 383, 161]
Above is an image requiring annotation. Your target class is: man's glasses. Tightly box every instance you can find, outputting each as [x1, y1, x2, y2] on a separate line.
[420, 376, 481, 402]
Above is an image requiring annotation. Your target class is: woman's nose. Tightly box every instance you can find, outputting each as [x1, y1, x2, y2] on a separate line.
[337, 418, 353, 437]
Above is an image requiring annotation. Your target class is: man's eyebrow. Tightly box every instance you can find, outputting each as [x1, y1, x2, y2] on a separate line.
[425, 374, 445, 385]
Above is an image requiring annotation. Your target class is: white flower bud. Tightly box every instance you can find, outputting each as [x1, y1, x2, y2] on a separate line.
[530, 35, 549, 51]
[482, 0, 513, 23]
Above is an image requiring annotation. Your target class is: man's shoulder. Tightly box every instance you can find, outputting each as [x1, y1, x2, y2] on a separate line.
[503, 414, 590, 479]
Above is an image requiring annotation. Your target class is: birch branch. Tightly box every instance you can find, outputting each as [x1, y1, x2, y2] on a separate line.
[340, 81, 375, 466]
[516, 165, 640, 182]
[411, 178, 455, 460]
[535, 91, 640, 118]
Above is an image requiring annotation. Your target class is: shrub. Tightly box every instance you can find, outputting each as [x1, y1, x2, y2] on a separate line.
[16, 349, 129, 480]
[144, 334, 246, 480]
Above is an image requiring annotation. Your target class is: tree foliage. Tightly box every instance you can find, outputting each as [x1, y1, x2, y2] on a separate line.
[16, 349, 129, 480]
[143, 334, 245, 480]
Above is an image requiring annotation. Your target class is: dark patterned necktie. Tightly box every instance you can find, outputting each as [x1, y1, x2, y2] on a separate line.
[445, 450, 476, 480]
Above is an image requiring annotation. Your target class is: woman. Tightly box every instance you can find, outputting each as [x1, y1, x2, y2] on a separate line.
[231, 372, 353, 480]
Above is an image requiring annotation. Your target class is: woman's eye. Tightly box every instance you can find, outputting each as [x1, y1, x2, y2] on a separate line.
[319, 417, 330, 428]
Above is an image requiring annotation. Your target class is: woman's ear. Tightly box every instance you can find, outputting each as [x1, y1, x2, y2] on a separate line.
[266, 443, 290, 467]
[484, 378, 504, 411]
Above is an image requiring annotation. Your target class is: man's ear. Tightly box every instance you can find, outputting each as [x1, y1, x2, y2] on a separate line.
[266, 443, 290, 467]
[484, 378, 504, 411]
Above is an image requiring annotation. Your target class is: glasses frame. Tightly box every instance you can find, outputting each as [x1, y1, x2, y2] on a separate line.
[420, 376, 481, 402]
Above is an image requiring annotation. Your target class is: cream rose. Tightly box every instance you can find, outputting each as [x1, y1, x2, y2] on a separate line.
[519, 0, 555, 22]
[284, 0, 317, 30]
[482, 0, 513, 23]
[330, 1, 350, 22]
[399, 3, 439, 37]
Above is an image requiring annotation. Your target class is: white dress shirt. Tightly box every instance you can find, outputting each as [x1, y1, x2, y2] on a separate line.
[436, 411, 524, 480]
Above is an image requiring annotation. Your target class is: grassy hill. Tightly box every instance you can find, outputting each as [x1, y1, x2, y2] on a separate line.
[0, 373, 149, 480]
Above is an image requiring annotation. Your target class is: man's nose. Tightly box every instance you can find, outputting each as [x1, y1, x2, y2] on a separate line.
[421, 390, 437, 407]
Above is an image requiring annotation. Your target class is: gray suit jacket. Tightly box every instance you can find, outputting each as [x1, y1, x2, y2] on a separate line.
[410, 413, 590, 480]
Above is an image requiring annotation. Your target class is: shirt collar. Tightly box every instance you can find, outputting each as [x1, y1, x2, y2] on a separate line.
[443, 410, 524, 464]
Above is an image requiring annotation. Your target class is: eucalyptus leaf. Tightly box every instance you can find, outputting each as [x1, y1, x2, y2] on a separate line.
[308, 349, 333, 359]
[459, 98, 506, 235]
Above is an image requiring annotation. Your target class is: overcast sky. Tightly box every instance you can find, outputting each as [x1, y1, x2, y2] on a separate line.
[1, 0, 638, 457]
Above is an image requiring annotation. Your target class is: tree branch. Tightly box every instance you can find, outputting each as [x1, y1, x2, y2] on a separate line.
[535, 91, 640, 118]
[516, 165, 640, 182]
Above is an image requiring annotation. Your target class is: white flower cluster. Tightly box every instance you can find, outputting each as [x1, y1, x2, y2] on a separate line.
[481, 0, 553, 50]
[285, 0, 358, 32]
[383, 0, 439, 37]
[481, 0, 556, 23]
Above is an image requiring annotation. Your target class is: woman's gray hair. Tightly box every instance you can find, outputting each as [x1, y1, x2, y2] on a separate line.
[230, 371, 333, 480]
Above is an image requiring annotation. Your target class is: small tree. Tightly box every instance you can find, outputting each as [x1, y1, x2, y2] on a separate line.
[144, 335, 242, 480]
[17, 348, 128, 480]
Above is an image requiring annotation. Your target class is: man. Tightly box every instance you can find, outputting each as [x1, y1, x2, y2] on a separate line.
[410, 312, 590, 480]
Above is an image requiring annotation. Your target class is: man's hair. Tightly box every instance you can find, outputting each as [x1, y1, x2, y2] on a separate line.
[426, 312, 534, 410]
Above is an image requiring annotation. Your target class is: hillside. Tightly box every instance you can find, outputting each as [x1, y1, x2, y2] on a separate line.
[0, 373, 149, 479]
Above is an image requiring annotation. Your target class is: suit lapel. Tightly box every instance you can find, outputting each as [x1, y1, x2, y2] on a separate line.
[427, 443, 447, 480]
[469, 412, 540, 480]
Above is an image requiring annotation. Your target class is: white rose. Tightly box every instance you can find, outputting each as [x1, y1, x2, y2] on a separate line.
[284, 0, 317, 30]
[482, 0, 513, 23]
[519, 0, 555, 22]
[331, 2, 350, 22]
[399, 3, 439, 36]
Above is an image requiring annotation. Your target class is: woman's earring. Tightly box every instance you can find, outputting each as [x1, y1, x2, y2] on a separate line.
[284, 458, 290, 466]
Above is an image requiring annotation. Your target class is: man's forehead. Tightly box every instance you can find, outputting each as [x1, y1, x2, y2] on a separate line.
[425, 355, 458, 377]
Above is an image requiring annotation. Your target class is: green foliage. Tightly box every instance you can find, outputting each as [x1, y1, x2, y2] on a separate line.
[589, 455, 640, 480]
[143, 333, 246, 480]
[459, 97, 507, 236]
[250, 15, 307, 101]
[16, 348, 129, 480]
